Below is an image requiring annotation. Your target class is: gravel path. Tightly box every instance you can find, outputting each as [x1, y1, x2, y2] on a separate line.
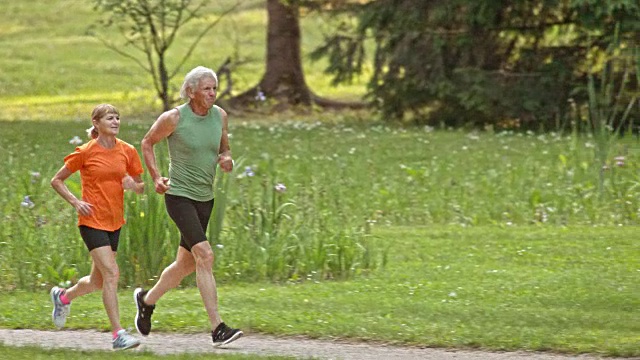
[0, 329, 630, 359]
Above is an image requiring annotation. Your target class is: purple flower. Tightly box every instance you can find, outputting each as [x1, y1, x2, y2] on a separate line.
[244, 166, 255, 177]
[21, 195, 35, 209]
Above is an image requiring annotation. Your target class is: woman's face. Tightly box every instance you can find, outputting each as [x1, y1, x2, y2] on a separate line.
[94, 111, 120, 137]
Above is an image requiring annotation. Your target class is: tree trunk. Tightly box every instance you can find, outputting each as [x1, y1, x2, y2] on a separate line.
[261, 0, 311, 104]
[227, 0, 365, 111]
[231, 0, 311, 106]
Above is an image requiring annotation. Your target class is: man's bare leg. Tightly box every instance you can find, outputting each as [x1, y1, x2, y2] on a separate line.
[144, 246, 196, 305]
[191, 241, 222, 328]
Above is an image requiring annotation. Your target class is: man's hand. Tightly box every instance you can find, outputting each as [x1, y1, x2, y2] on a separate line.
[218, 154, 233, 173]
[154, 176, 171, 194]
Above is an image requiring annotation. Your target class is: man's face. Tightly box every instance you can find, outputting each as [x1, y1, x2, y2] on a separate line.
[190, 76, 217, 108]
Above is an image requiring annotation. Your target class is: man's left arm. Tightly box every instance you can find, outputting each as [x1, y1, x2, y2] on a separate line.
[218, 108, 233, 172]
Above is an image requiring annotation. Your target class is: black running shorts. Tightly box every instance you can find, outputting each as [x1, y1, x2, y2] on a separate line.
[79, 225, 121, 252]
[164, 193, 214, 251]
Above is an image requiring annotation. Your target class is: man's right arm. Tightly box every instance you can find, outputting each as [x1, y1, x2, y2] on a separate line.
[141, 109, 179, 194]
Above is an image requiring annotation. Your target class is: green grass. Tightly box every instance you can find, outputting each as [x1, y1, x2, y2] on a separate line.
[0, 344, 293, 360]
[2, 226, 639, 356]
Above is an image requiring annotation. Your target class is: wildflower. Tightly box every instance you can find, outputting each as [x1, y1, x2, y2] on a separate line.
[36, 216, 47, 227]
[21, 195, 35, 209]
[614, 156, 625, 167]
[30, 171, 41, 183]
[244, 166, 255, 177]
[274, 183, 287, 193]
[255, 90, 266, 102]
[69, 136, 83, 145]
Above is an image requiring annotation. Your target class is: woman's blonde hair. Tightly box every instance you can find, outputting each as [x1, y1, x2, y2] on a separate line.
[87, 104, 120, 139]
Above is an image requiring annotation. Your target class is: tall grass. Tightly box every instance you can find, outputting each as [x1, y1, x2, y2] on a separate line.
[2, 119, 640, 290]
[585, 24, 639, 198]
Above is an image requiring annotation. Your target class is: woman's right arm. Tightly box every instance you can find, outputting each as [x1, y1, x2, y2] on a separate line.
[50, 166, 93, 216]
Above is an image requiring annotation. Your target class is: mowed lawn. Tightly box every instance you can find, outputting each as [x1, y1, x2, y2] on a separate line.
[1, 226, 638, 357]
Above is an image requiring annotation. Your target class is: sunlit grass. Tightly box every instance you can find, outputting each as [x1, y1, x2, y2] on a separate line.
[0, 0, 367, 121]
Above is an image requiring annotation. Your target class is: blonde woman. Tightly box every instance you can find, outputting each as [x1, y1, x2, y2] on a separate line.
[50, 104, 144, 350]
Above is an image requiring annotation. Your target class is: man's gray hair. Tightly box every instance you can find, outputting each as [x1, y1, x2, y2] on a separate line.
[180, 66, 218, 100]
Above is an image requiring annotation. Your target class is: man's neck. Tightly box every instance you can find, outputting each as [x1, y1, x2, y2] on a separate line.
[190, 102, 209, 116]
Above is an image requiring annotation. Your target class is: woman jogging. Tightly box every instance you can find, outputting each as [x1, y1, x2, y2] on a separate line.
[50, 104, 144, 350]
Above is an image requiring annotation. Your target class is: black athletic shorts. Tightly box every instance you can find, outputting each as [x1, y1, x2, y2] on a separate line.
[79, 225, 121, 252]
[164, 193, 214, 252]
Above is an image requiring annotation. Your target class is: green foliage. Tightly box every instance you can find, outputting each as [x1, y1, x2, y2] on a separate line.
[583, 23, 639, 197]
[217, 156, 379, 282]
[313, 0, 639, 130]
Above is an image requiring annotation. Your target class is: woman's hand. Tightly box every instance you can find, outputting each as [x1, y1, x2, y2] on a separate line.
[73, 200, 93, 216]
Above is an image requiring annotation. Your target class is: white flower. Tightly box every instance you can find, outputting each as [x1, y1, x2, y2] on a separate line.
[69, 136, 83, 145]
[30, 171, 41, 183]
[274, 183, 287, 193]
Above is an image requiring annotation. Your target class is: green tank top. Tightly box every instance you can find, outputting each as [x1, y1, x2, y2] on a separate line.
[166, 103, 222, 201]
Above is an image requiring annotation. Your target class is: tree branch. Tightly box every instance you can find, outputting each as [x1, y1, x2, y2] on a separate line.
[170, 2, 241, 79]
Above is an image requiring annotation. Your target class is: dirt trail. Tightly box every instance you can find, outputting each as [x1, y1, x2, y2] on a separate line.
[1, 329, 629, 360]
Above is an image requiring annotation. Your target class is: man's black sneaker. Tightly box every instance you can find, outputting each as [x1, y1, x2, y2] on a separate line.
[134, 287, 155, 336]
[211, 322, 243, 347]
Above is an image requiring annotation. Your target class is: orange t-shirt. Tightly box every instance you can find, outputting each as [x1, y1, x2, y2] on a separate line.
[64, 138, 144, 231]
